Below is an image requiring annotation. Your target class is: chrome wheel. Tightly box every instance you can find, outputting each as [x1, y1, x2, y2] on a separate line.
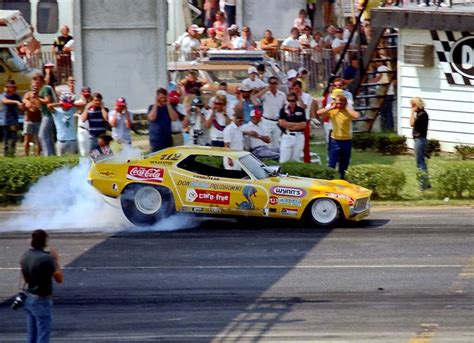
[310, 198, 339, 225]
[134, 186, 162, 215]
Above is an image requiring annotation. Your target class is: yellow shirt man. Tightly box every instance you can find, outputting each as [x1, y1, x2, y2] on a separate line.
[327, 108, 353, 140]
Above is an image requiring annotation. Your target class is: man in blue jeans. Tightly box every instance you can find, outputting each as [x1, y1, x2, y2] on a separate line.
[21, 230, 64, 343]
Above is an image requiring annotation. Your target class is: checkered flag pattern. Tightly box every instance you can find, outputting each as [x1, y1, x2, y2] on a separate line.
[430, 30, 474, 86]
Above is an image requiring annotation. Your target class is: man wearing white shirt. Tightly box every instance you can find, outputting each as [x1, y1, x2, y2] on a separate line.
[331, 28, 347, 62]
[281, 27, 301, 67]
[242, 66, 267, 91]
[174, 25, 204, 61]
[241, 109, 279, 160]
[223, 111, 244, 170]
[255, 76, 286, 150]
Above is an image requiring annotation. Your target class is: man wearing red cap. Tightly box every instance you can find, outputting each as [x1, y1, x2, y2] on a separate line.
[108, 97, 133, 145]
[200, 28, 221, 51]
[47, 94, 78, 156]
[168, 91, 185, 146]
[241, 109, 279, 160]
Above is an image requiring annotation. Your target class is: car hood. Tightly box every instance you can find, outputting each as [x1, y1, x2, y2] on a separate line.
[274, 175, 372, 199]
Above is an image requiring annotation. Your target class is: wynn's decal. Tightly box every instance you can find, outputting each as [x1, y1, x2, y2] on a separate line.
[270, 186, 306, 198]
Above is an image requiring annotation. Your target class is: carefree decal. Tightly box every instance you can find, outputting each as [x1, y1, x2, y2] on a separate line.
[186, 188, 230, 205]
[270, 186, 306, 198]
[127, 166, 164, 182]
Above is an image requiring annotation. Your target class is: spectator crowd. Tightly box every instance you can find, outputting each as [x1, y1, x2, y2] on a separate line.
[0, 3, 385, 180]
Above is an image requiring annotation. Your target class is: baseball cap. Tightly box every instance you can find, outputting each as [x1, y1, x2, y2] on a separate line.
[250, 109, 262, 118]
[189, 24, 204, 34]
[6, 79, 16, 87]
[298, 66, 308, 74]
[115, 97, 127, 107]
[228, 24, 239, 31]
[239, 84, 252, 92]
[247, 66, 258, 74]
[81, 86, 91, 95]
[331, 88, 345, 98]
[168, 91, 180, 104]
[60, 94, 74, 107]
[44, 61, 55, 68]
[287, 69, 298, 79]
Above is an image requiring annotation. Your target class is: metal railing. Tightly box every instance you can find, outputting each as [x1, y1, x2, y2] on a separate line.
[167, 47, 366, 91]
[21, 52, 73, 83]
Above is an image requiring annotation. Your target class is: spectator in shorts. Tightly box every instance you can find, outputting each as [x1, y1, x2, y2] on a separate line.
[108, 97, 133, 145]
[22, 84, 43, 156]
[47, 94, 78, 156]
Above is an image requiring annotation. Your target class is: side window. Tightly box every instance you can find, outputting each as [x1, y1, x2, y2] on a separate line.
[177, 155, 249, 179]
[0, 1, 31, 24]
[37, 0, 58, 34]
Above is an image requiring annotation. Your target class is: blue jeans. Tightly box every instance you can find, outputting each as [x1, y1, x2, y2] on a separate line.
[414, 137, 427, 171]
[24, 295, 52, 343]
[328, 139, 352, 179]
[225, 4, 236, 26]
[3, 125, 18, 157]
[38, 116, 56, 156]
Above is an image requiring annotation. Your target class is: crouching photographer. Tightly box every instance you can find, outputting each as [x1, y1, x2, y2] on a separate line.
[16, 229, 64, 342]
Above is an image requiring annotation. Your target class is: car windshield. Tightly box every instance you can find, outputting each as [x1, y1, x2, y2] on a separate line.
[206, 69, 249, 83]
[0, 48, 27, 72]
[240, 154, 268, 180]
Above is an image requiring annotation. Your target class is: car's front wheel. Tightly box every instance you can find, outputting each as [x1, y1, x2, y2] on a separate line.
[307, 198, 339, 226]
[120, 184, 175, 226]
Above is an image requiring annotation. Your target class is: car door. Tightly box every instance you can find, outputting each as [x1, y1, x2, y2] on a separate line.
[169, 154, 268, 216]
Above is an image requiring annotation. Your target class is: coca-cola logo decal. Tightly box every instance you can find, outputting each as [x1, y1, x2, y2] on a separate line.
[127, 166, 164, 183]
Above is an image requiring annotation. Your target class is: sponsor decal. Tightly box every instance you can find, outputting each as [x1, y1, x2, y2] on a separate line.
[98, 169, 117, 178]
[278, 198, 302, 207]
[208, 207, 221, 214]
[150, 160, 174, 166]
[192, 207, 204, 212]
[268, 196, 302, 207]
[186, 188, 230, 205]
[263, 208, 269, 216]
[194, 175, 220, 181]
[127, 166, 164, 182]
[236, 186, 257, 210]
[271, 186, 306, 198]
[281, 208, 298, 216]
[325, 192, 354, 205]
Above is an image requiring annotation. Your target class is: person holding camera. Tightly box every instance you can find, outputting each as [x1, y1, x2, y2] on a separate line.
[19, 229, 64, 343]
[183, 96, 210, 146]
[317, 94, 360, 179]
[108, 97, 133, 145]
[204, 94, 231, 147]
[148, 88, 179, 152]
[80, 92, 109, 152]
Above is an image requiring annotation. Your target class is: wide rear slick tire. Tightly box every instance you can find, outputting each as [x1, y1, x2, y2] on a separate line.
[120, 184, 175, 226]
[306, 198, 340, 227]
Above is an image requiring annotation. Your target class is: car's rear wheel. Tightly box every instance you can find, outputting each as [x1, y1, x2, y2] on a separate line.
[120, 184, 175, 226]
[307, 198, 339, 226]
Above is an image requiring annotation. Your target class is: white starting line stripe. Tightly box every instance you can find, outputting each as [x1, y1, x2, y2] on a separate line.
[0, 264, 464, 271]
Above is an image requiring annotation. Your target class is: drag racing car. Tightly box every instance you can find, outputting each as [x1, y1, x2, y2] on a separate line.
[87, 146, 371, 227]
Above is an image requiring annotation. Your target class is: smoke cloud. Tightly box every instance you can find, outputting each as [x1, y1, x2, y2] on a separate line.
[2, 147, 198, 233]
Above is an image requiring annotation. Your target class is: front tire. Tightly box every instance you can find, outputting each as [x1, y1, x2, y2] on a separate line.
[307, 198, 339, 226]
[120, 184, 175, 226]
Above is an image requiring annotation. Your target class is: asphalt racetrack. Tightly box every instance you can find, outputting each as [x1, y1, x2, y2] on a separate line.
[0, 207, 473, 342]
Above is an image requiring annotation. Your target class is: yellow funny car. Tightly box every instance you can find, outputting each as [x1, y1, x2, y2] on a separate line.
[88, 146, 371, 227]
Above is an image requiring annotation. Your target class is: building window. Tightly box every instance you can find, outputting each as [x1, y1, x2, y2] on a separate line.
[0, 0, 31, 24]
[37, 0, 58, 34]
